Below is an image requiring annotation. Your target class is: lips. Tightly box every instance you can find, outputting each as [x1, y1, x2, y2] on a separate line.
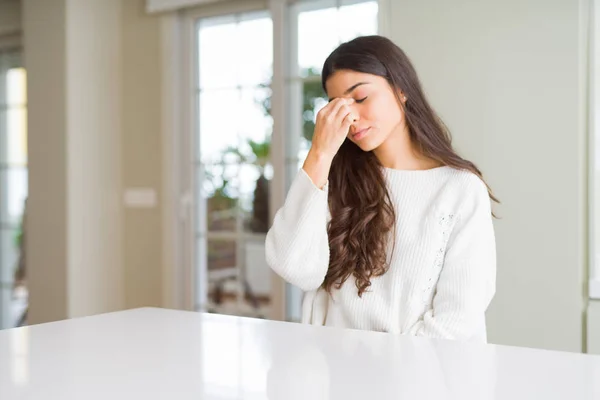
[352, 127, 371, 140]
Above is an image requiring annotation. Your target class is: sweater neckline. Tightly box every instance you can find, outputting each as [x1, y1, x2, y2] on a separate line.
[383, 165, 453, 174]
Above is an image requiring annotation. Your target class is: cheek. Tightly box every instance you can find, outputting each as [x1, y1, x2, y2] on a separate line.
[363, 100, 403, 127]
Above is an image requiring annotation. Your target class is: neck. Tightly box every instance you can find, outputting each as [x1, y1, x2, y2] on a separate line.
[374, 124, 440, 171]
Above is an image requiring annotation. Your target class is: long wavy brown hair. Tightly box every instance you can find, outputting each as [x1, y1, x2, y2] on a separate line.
[320, 35, 499, 297]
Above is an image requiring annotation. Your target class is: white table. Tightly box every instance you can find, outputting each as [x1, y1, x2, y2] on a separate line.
[0, 307, 599, 399]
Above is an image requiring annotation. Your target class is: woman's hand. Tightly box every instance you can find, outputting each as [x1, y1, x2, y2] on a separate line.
[311, 98, 357, 159]
[302, 98, 358, 189]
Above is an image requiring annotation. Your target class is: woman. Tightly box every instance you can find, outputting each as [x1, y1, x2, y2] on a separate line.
[265, 35, 498, 342]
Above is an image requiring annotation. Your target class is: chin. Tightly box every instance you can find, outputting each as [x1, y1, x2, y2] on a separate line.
[355, 143, 376, 152]
[352, 137, 381, 152]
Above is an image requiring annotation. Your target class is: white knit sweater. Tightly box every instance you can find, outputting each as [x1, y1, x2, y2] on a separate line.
[265, 165, 496, 342]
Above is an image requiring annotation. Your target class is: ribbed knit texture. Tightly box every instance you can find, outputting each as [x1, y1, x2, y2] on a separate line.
[265, 166, 496, 342]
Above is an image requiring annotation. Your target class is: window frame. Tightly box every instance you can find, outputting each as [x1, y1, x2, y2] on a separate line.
[179, 0, 274, 316]
[0, 48, 27, 329]
[590, 0, 600, 300]
[161, 0, 384, 320]
[191, 7, 275, 317]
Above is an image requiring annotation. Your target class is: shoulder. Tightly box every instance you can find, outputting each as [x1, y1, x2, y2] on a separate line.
[442, 167, 492, 214]
[447, 168, 488, 196]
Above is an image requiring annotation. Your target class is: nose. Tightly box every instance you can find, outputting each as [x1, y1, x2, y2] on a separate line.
[347, 103, 360, 122]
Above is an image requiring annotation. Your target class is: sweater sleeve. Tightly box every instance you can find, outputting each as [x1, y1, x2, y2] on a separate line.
[265, 168, 331, 291]
[406, 177, 497, 341]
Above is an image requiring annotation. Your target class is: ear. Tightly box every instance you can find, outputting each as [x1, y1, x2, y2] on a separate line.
[397, 89, 407, 104]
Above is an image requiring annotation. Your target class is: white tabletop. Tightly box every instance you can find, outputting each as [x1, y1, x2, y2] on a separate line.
[0, 307, 599, 399]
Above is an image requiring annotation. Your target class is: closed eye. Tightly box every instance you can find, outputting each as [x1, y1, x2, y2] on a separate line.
[356, 96, 368, 103]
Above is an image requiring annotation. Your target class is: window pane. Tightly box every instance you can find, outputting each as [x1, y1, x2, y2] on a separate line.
[6, 68, 26, 106]
[1, 228, 19, 284]
[207, 238, 237, 271]
[0, 287, 11, 328]
[199, 163, 264, 233]
[5, 107, 27, 164]
[0, 168, 27, 225]
[199, 163, 238, 233]
[301, 79, 327, 144]
[338, 1, 379, 42]
[241, 184, 268, 234]
[297, 5, 339, 76]
[241, 238, 270, 317]
[198, 17, 238, 89]
[235, 164, 265, 233]
[198, 85, 272, 234]
[198, 89, 240, 163]
[200, 237, 271, 318]
[237, 16, 273, 86]
[288, 77, 327, 167]
[203, 238, 238, 312]
[239, 86, 272, 145]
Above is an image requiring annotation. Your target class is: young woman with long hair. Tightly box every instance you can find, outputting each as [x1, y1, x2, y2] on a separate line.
[266, 35, 498, 342]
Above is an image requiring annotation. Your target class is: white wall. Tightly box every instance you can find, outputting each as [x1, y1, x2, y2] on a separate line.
[19, 0, 165, 325]
[65, 0, 124, 317]
[121, 0, 164, 309]
[24, 0, 124, 322]
[24, 0, 69, 324]
[385, 0, 587, 352]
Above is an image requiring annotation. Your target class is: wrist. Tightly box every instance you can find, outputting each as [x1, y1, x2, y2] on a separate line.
[302, 149, 333, 190]
[305, 148, 333, 168]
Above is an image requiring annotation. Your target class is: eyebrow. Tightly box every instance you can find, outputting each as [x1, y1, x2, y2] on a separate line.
[328, 82, 370, 101]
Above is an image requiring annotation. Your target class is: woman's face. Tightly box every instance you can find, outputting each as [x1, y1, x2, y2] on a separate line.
[324, 69, 405, 152]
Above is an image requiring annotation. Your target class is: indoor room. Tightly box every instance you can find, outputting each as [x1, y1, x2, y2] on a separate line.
[0, 0, 599, 398]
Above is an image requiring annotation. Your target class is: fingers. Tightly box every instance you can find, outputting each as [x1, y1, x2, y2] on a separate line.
[328, 97, 354, 118]
[317, 98, 354, 122]
[340, 112, 355, 133]
[334, 102, 358, 125]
